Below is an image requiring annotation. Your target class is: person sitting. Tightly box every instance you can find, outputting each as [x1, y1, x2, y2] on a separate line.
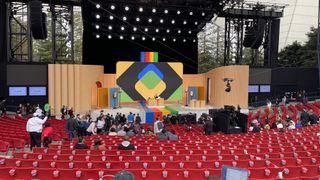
[90, 139, 106, 150]
[168, 130, 178, 140]
[117, 127, 126, 136]
[108, 128, 117, 136]
[118, 136, 136, 150]
[144, 127, 154, 136]
[157, 129, 169, 140]
[42, 122, 53, 147]
[154, 118, 164, 134]
[74, 136, 88, 149]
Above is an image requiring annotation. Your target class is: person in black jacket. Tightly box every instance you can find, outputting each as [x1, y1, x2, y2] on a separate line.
[66, 115, 79, 140]
[300, 109, 310, 127]
[74, 136, 88, 149]
[204, 119, 214, 135]
[118, 136, 136, 150]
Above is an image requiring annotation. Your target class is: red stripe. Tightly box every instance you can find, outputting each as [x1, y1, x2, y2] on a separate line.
[145, 52, 150, 62]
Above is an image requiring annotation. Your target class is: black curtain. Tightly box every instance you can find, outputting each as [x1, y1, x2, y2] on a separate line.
[0, 1, 7, 99]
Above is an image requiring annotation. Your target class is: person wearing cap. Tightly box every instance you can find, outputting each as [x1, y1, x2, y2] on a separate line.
[26, 113, 48, 150]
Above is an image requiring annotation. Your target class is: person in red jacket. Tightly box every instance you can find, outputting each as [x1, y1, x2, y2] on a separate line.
[42, 122, 53, 147]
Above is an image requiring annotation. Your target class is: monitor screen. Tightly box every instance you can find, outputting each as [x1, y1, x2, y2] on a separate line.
[9, 87, 27, 96]
[260, 85, 271, 93]
[248, 85, 259, 93]
[221, 165, 249, 180]
[29, 87, 47, 96]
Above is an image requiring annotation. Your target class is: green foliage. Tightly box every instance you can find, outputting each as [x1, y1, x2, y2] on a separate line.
[278, 27, 317, 67]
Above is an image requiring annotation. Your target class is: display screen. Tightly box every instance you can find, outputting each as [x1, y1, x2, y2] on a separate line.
[29, 87, 47, 96]
[9, 87, 27, 96]
[248, 85, 259, 93]
[260, 85, 271, 93]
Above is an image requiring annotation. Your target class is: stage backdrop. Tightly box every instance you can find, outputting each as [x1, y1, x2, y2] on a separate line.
[116, 62, 183, 102]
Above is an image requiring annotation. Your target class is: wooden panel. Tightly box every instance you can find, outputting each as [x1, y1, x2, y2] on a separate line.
[67, 64, 75, 110]
[48, 64, 55, 114]
[102, 74, 117, 88]
[54, 64, 62, 115]
[182, 74, 205, 105]
[74, 65, 81, 113]
[198, 86, 205, 100]
[61, 65, 68, 107]
[98, 88, 108, 107]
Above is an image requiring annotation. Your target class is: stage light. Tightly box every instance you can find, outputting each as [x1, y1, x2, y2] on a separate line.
[155, 28, 159, 33]
[189, 11, 193, 16]
[110, 5, 115, 10]
[177, 10, 181, 15]
[96, 34, 100, 39]
[163, 38, 166, 41]
[152, 37, 156, 41]
[131, 36, 135, 40]
[148, 18, 152, 23]
[95, 14, 100, 19]
[108, 35, 112, 39]
[109, 15, 114, 20]
[136, 17, 140, 22]
[152, 8, 156, 13]
[95, 25, 100, 29]
[195, 21, 198, 25]
[164, 9, 168, 14]
[188, 30, 192, 34]
[121, 26, 125, 31]
[96, 4, 100, 9]
[125, 6, 129, 11]
[183, 39, 186, 42]
[171, 20, 175, 24]
[173, 38, 176, 42]
[119, 35, 123, 40]
[202, 12, 205, 16]
[178, 30, 181, 34]
[166, 29, 170, 33]
[160, 19, 164, 23]
[193, 39, 196, 42]
[144, 28, 148, 32]
[183, 20, 187, 25]
[133, 27, 137, 31]
[142, 36, 146, 41]
[123, 16, 127, 21]
[139, 7, 143, 12]
[108, 25, 112, 30]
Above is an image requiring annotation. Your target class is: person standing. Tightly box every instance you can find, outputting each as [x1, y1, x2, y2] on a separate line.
[128, 112, 134, 123]
[0, 100, 6, 116]
[154, 118, 164, 134]
[26, 113, 48, 150]
[66, 115, 79, 140]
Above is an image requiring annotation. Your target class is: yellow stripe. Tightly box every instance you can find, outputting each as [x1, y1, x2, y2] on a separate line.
[150, 52, 154, 62]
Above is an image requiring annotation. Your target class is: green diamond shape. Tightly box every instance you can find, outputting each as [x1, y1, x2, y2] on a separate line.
[140, 71, 161, 89]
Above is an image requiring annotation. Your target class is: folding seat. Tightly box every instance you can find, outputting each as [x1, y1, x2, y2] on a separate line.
[282, 166, 303, 179]
[60, 149, 73, 154]
[249, 167, 281, 179]
[299, 165, 320, 178]
[32, 148, 45, 154]
[0, 167, 33, 179]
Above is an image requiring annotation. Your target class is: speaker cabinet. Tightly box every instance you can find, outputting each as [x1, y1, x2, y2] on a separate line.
[29, 0, 47, 39]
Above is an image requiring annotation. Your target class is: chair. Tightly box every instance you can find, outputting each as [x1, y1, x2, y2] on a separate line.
[0, 141, 9, 155]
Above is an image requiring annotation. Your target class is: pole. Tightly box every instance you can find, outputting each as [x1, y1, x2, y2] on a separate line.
[317, 0, 320, 90]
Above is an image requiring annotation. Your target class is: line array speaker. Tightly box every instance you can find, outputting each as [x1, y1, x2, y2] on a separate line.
[29, 0, 47, 39]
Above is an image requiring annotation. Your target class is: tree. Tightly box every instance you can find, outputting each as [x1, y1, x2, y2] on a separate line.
[278, 27, 317, 67]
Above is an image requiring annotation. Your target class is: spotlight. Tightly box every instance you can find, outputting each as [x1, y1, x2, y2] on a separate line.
[171, 20, 175, 24]
[120, 35, 123, 40]
[144, 28, 148, 32]
[202, 12, 206, 16]
[133, 27, 137, 31]
[166, 29, 170, 33]
[109, 15, 114, 20]
[142, 37, 146, 41]
[177, 10, 181, 15]
[152, 8, 156, 13]
[188, 30, 192, 34]
[163, 38, 166, 41]
[108, 25, 112, 30]
[173, 38, 176, 42]
[152, 37, 156, 41]
[178, 30, 181, 34]
[183, 20, 187, 25]
[189, 11, 193, 16]
[193, 39, 196, 42]
[160, 19, 164, 23]
[136, 17, 140, 22]
[95, 14, 100, 19]
[155, 28, 159, 33]
[195, 21, 198, 25]
[95, 25, 100, 29]
[123, 16, 127, 21]
[121, 26, 125, 31]
[96, 34, 100, 39]
[110, 5, 115, 10]
[131, 36, 135, 40]
[164, 9, 168, 14]
[96, 4, 100, 9]
[108, 35, 112, 39]
[148, 18, 152, 23]
[125, 6, 130, 11]
[139, 7, 143, 12]
[183, 39, 186, 42]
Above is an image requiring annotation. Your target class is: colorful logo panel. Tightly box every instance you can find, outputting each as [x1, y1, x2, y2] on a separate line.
[116, 62, 183, 102]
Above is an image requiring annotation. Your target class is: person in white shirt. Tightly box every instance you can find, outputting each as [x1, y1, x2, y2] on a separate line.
[154, 118, 164, 134]
[35, 106, 43, 117]
[26, 113, 48, 150]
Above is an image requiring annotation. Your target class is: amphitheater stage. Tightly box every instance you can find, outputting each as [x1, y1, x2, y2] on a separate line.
[91, 102, 218, 124]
